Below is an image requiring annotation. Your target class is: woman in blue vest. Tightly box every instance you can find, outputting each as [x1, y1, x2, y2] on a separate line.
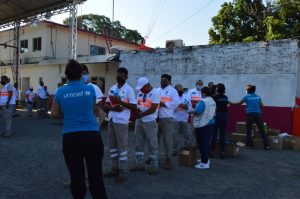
[51, 59, 107, 199]
[230, 85, 270, 150]
[192, 86, 216, 169]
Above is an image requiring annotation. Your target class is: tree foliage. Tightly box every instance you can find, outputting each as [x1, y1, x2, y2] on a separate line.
[63, 14, 144, 44]
[209, 0, 300, 44]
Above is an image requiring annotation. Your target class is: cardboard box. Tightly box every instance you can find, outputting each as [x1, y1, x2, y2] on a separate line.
[232, 133, 248, 143]
[178, 148, 196, 166]
[290, 137, 300, 152]
[214, 141, 245, 157]
[235, 122, 257, 135]
[268, 129, 281, 136]
[253, 139, 264, 149]
[283, 136, 293, 150]
[269, 136, 283, 150]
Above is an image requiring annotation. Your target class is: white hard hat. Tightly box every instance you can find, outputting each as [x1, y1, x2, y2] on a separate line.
[136, 77, 149, 90]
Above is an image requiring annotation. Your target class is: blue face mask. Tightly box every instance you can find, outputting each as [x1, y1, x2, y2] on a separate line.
[196, 85, 202, 91]
[82, 75, 89, 83]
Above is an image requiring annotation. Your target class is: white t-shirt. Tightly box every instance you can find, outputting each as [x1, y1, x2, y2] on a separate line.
[25, 90, 34, 102]
[158, 85, 179, 118]
[173, 94, 192, 123]
[88, 83, 103, 104]
[137, 88, 161, 122]
[106, 83, 136, 124]
[187, 88, 202, 108]
[37, 85, 47, 99]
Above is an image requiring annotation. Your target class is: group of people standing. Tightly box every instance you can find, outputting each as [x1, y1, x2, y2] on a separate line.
[0, 59, 270, 199]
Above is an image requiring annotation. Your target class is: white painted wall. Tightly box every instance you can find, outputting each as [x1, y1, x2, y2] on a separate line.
[0, 21, 142, 64]
[120, 39, 300, 107]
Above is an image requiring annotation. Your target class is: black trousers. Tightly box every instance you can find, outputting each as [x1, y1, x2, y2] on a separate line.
[246, 113, 269, 147]
[63, 132, 107, 199]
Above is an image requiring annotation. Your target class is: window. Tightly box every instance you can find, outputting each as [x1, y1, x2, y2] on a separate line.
[90, 45, 105, 56]
[20, 40, 28, 53]
[33, 37, 42, 51]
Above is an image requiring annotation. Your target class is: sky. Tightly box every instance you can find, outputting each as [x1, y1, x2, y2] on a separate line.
[51, 0, 232, 48]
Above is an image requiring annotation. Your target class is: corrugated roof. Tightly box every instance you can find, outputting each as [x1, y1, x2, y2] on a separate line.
[0, 0, 85, 27]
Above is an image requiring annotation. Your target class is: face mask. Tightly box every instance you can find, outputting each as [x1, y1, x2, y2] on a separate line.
[178, 91, 183, 96]
[82, 75, 89, 83]
[117, 76, 126, 85]
[30, 89, 33, 92]
[196, 85, 202, 91]
[0, 81, 5, 85]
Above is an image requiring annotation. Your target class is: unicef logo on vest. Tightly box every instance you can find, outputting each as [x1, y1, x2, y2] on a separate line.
[85, 91, 91, 96]
[63, 91, 84, 99]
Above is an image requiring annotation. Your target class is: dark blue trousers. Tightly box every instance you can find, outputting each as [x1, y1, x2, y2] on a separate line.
[195, 124, 215, 164]
[212, 112, 228, 153]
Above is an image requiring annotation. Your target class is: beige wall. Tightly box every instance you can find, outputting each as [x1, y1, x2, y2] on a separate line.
[0, 62, 119, 99]
[0, 21, 141, 64]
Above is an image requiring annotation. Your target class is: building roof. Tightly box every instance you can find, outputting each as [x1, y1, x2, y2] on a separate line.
[0, 0, 86, 28]
[43, 21, 146, 48]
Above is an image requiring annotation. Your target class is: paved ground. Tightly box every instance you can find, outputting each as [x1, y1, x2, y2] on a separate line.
[1, 111, 300, 199]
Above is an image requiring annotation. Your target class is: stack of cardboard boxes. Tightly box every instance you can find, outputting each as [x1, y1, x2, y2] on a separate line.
[231, 121, 300, 151]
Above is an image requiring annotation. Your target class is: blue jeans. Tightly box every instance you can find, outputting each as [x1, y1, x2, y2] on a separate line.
[212, 112, 228, 153]
[195, 123, 215, 164]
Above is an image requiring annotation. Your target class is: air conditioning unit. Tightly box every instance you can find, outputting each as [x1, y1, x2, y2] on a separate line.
[166, 39, 184, 48]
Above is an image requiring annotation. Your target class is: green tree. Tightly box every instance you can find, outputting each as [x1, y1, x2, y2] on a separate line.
[63, 14, 143, 44]
[209, 0, 300, 44]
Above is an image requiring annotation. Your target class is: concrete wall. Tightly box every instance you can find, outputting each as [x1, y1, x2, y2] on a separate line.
[120, 39, 300, 108]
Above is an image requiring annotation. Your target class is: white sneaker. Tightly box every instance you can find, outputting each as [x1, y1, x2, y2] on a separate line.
[194, 162, 210, 169]
[196, 159, 210, 165]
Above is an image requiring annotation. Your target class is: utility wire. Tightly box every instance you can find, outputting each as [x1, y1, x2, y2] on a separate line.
[148, 0, 217, 44]
[145, 0, 167, 39]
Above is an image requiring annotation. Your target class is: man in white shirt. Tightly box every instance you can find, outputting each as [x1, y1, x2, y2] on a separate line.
[104, 67, 137, 183]
[158, 74, 179, 170]
[187, 80, 203, 108]
[130, 77, 161, 174]
[173, 84, 193, 155]
[53, 83, 63, 96]
[37, 81, 47, 118]
[0, 76, 16, 138]
[81, 64, 106, 126]
[25, 87, 34, 117]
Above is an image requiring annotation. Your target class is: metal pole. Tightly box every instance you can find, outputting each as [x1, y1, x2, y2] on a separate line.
[13, 20, 20, 84]
[68, 0, 78, 59]
[112, 0, 114, 22]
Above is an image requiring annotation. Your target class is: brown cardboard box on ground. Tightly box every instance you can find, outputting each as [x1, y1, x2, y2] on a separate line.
[268, 129, 281, 136]
[253, 139, 264, 149]
[214, 141, 245, 157]
[235, 122, 257, 135]
[283, 136, 293, 150]
[290, 136, 300, 152]
[232, 133, 248, 143]
[254, 130, 261, 139]
[268, 136, 283, 150]
[178, 148, 196, 166]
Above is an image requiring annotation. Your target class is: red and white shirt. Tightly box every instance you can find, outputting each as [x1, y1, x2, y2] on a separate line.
[106, 83, 136, 124]
[0, 83, 16, 105]
[173, 94, 192, 123]
[137, 88, 161, 122]
[158, 85, 179, 118]
[187, 88, 202, 108]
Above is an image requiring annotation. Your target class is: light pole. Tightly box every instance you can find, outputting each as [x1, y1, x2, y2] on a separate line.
[112, 0, 114, 22]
